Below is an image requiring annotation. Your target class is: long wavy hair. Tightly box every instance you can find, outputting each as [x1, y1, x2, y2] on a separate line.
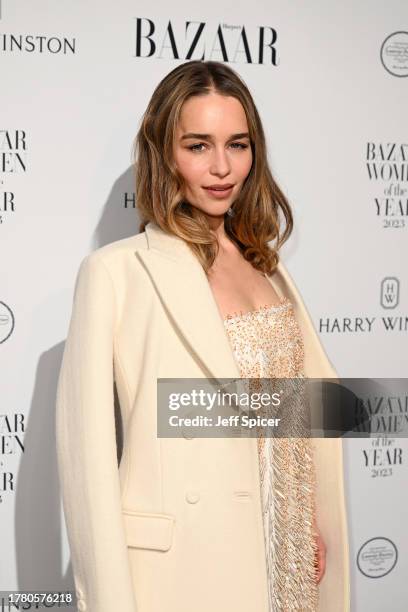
[133, 60, 293, 275]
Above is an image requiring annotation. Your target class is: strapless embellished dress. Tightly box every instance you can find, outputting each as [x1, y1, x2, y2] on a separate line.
[223, 296, 319, 611]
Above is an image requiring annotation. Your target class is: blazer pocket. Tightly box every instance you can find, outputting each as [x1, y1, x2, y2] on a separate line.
[122, 509, 175, 552]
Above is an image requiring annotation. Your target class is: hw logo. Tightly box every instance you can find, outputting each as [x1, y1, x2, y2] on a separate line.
[381, 277, 400, 309]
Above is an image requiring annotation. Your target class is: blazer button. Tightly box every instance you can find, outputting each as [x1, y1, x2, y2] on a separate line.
[77, 600, 86, 611]
[186, 491, 200, 504]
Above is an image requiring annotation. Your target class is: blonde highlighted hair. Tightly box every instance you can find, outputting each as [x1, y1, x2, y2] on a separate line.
[133, 60, 293, 275]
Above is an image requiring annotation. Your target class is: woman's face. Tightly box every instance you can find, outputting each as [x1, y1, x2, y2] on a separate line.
[173, 92, 253, 219]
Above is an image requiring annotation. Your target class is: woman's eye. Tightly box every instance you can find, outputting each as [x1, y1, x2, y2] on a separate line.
[230, 142, 248, 150]
[188, 143, 206, 152]
[187, 142, 248, 152]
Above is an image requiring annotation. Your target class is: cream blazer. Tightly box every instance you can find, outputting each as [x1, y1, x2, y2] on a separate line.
[56, 220, 350, 612]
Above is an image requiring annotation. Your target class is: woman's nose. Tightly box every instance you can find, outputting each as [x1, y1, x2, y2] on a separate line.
[209, 147, 231, 176]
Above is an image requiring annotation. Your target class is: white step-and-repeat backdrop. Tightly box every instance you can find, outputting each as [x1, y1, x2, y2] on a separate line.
[1, 1, 407, 610]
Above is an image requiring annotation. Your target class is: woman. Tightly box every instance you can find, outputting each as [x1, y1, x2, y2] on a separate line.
[56, 60, 350, 612]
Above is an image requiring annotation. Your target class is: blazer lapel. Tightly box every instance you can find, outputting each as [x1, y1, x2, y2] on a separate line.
[135, 221, 332, 382]
[135, 221, 241, 381]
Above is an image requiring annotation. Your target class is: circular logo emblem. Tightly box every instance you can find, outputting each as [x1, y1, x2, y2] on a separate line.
[380, 31, 408, 77]
[357, 537, 398, 578]
[0, 301, 15, 344]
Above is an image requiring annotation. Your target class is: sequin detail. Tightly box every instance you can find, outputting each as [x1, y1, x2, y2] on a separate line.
[223, 297, 319, 611]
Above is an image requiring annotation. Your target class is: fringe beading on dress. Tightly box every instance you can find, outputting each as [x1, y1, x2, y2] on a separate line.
[223, 298, 319, 611]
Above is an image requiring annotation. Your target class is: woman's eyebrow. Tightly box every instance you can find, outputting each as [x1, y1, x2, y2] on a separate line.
[180, 132, 250, 141]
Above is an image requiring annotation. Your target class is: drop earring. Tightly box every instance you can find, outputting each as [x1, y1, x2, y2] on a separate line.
[226, 206, 235, 217]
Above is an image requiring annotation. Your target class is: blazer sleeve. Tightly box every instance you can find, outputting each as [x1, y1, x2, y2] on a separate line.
[55, 253, 137, 612]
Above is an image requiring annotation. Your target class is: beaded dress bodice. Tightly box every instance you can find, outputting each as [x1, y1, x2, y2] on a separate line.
[223, 296, 319, 611]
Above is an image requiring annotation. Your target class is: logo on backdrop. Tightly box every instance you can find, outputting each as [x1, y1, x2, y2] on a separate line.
[124, 193, 135, 208]
[381, 277, 399, 309]
[0, 301, 14, 343]
[366, 141, 408, 229]
[0, 2, 76, 54]
[357, 537, 398, 578]
[380, 31, 408, 77]
[0, 413, 25, 504]
[133, 18, 279, 65]
[319, 277, 407, 333]
[362, 436, 403, 477]
[0, 129, 26, 225]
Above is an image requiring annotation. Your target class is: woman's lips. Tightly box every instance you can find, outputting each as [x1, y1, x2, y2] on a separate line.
[202, 185, 234, 198]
